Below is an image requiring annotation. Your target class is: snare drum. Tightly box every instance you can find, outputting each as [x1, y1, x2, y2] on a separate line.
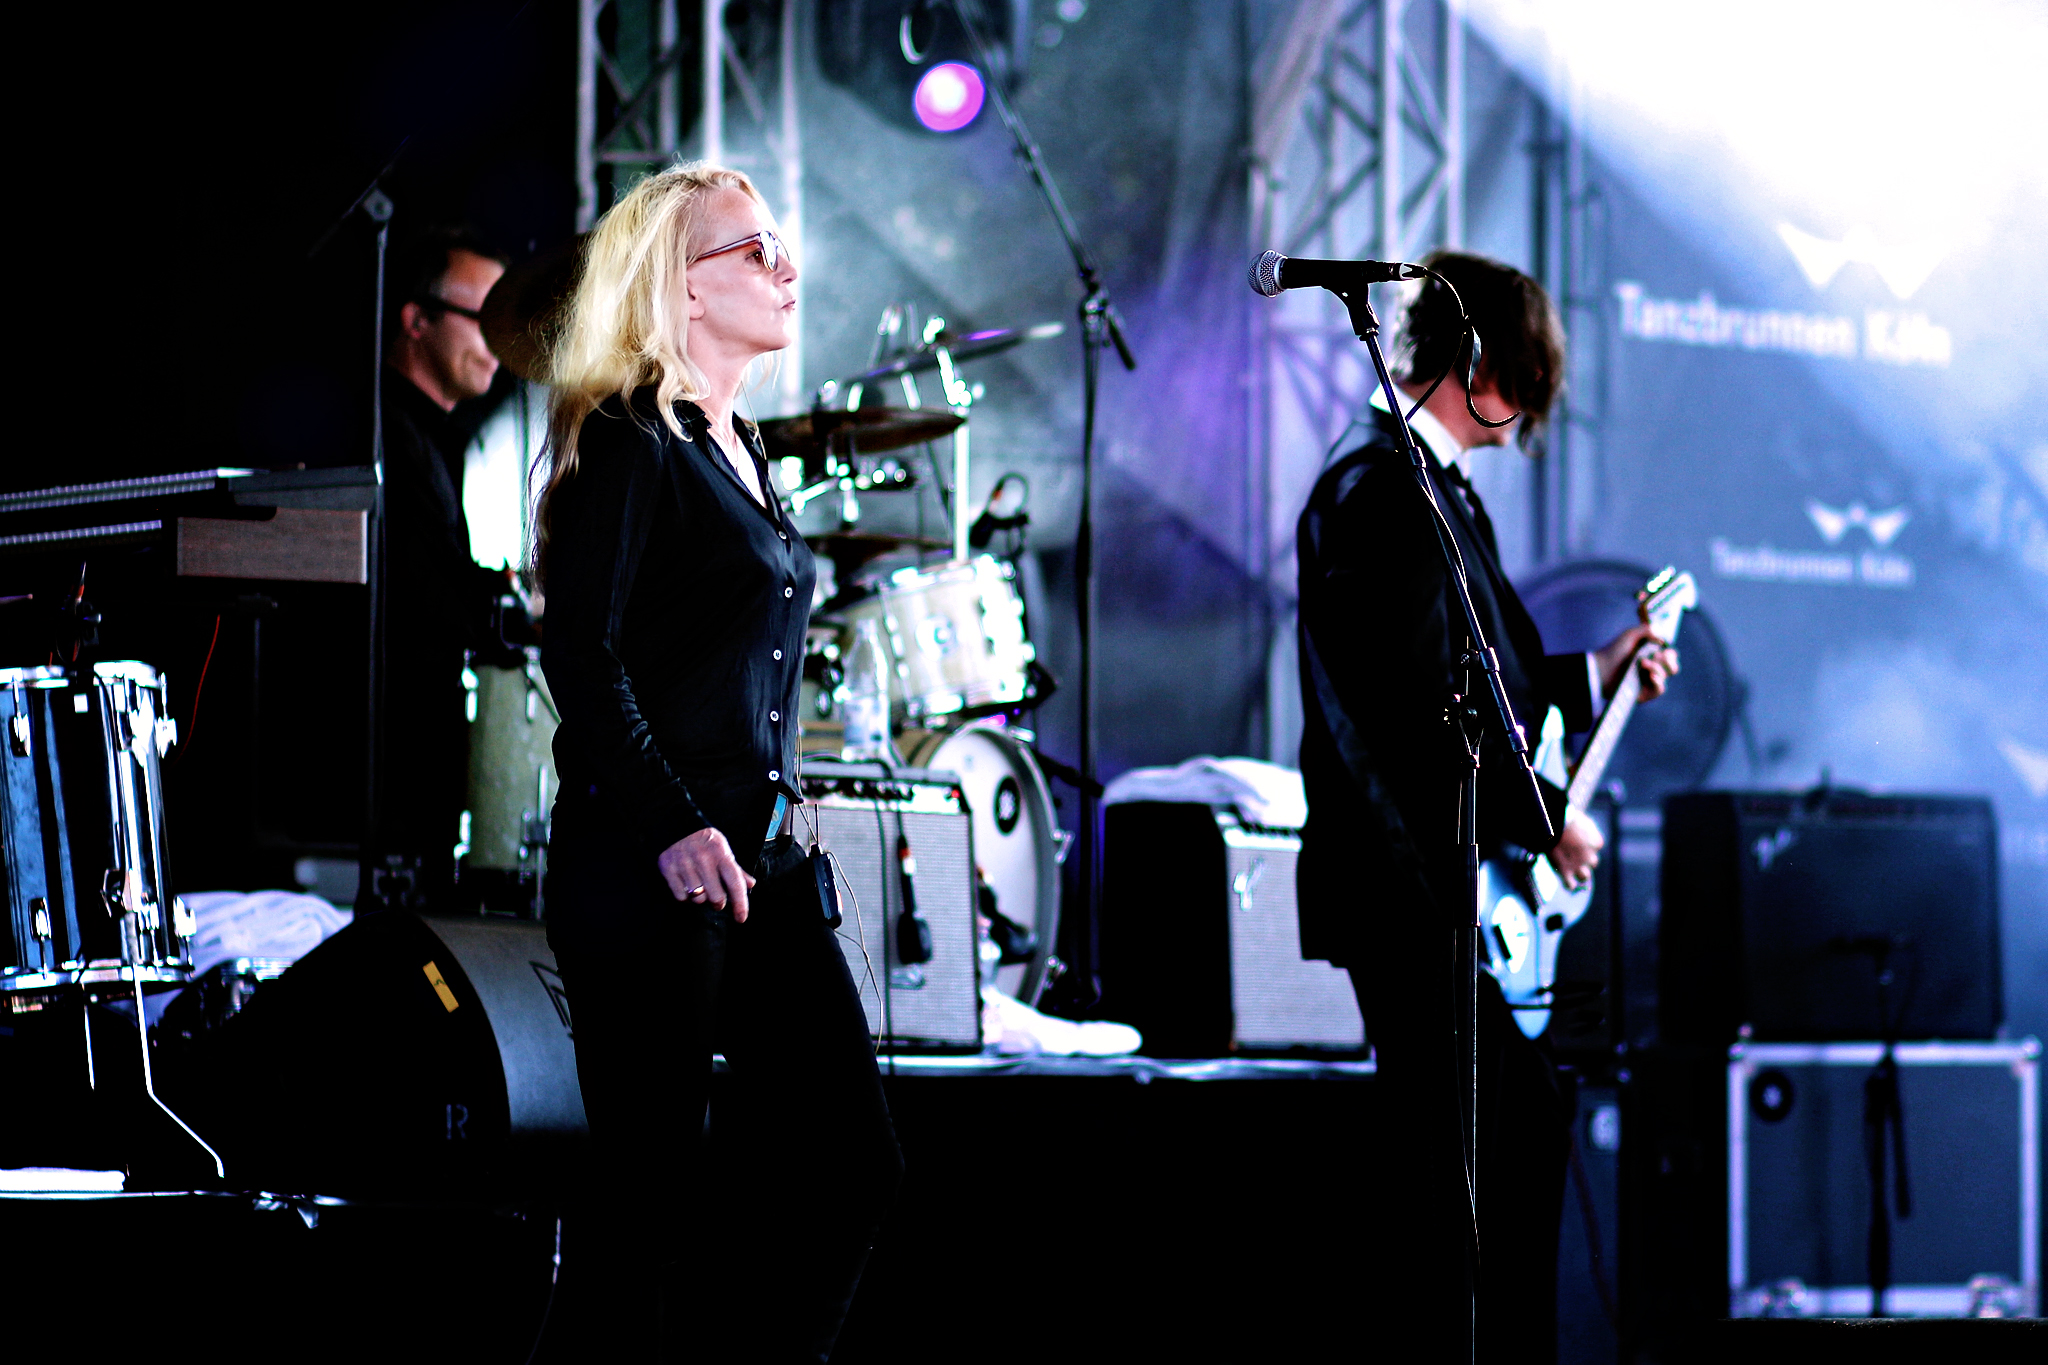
[900, 722, 1065, 1003]
[0, 662, 194, 999]
[841, 556, 1034, 722]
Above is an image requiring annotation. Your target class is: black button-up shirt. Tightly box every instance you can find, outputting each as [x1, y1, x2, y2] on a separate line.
[541, 390, 814, 859]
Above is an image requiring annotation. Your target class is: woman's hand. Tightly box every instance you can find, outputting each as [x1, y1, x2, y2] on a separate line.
[1594, 624, 1680, 702]
[657, 827, 757, 922]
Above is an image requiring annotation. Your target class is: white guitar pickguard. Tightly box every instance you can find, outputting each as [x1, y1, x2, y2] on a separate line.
[1480, 706, 1591, 1039]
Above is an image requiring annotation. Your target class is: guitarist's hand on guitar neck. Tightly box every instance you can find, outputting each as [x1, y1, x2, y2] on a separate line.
[1595, 623, 1680, 701]
[1550, 807, 1604, 890]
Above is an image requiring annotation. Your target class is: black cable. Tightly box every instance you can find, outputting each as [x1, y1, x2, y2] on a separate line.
[1399, 269, 1521, 433]
[520, 1213, 563, 1365]
[872, 798, 896, 1075]
[1567, 1125, 1620, 1332]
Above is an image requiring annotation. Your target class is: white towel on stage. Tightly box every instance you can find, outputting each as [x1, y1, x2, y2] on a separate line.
[181, 889, 353, 977]
[1099, 756, 1309, 831]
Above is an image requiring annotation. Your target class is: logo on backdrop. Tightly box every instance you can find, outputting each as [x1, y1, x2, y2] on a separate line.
[1774, 224, 1944, 301]
[1616, 223, 1954, 369]
[1804, 500, 1908, 547]
[1709, 497, 1915, 590]
[1616, 282, 1951, 369]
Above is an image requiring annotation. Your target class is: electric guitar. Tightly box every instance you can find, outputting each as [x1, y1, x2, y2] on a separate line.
[1478, 567, 1697, 1039]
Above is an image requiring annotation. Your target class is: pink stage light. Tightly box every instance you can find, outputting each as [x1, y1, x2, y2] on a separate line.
[912, 62, 985, 133]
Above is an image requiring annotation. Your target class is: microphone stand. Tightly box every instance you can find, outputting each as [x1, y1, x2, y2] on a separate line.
[1333, 283, 1554, 1362]
[952, 0, 1135, 1009]
[310, 169, 399, 909]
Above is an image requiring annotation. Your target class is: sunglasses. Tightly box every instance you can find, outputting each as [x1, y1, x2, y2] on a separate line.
[417, 295, 483, 322]
[692, 229, 787, 272]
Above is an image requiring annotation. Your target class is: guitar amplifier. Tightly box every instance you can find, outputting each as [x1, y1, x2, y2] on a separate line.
[1101, 802, 1365, 1057]
[1661, 790, 2001, 1045]
[799, 760, 980, 1052]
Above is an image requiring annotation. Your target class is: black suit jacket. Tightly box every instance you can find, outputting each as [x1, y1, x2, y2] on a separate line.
[1294, 406, 1594, 966]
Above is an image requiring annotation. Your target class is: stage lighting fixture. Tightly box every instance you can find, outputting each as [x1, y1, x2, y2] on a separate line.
[913, 61, 985, 132]
[819, 0, 1026, 136]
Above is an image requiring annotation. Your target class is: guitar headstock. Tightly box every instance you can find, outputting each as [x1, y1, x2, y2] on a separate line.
[1637, 567, 1698, 640]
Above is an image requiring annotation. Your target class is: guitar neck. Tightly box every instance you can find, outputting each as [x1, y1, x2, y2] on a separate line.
[1566, 657, 1644, 811]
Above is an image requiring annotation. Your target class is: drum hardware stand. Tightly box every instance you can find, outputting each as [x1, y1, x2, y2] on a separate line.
[1344, 285, 1552, 1365]
[85, 878, 225, 1179]
[932, 343, 975, 565]
[952, 0, 1135, 1012]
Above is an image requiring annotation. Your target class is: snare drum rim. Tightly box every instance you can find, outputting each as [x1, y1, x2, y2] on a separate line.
[0, 664, 71, 687]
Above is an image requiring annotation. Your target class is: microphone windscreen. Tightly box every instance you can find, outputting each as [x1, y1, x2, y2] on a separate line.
[1250, 250, 1286, 297]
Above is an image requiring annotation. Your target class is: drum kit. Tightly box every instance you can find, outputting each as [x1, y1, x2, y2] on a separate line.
[764, 306, 1072, 1005]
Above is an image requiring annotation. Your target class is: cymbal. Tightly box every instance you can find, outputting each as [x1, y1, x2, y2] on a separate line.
[804, 530, 949, 554]
[758, 407, 963, 460]
[480, 234, 588, 382]
[838, 321, 1065, 388]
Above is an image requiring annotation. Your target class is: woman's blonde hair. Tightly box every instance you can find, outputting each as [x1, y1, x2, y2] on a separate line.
[530, 163, 769, 586]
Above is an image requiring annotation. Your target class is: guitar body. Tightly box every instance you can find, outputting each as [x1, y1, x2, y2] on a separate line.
[1479, 852, 1592, 1040]
[1478, 568, 1697, 1039]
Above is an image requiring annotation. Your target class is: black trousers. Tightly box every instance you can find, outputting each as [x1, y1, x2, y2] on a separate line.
[546, 813, 902, 1363]
[1349, 911, 1571, 1363]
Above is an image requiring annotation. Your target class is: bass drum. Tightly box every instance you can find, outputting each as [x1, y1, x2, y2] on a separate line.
[900, 723, 1063, 1004]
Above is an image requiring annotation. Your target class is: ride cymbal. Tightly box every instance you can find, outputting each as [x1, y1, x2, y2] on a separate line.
[757, 407, 964, 460]
[835, 321, 1066, 389]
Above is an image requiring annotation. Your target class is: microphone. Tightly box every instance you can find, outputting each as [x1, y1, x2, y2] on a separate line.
[1248, 250, 1425, 298]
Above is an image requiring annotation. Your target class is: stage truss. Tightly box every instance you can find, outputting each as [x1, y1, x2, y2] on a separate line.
[574, 0, 807, 410]
[1249, 0, 1466, 759]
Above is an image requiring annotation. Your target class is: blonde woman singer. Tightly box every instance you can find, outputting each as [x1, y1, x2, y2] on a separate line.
[534, 165, 901, 1362]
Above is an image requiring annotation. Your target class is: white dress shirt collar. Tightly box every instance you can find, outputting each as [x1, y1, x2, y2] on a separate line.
[1368, 385, 1466, 475]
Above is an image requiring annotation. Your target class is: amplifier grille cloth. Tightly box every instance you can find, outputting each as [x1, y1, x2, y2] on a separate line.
[1225, 840, 1364, 1050]
[813, 804, 980, 1049]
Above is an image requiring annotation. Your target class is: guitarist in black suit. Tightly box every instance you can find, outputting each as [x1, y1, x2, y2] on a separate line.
[1294, 251, 1675, 1359]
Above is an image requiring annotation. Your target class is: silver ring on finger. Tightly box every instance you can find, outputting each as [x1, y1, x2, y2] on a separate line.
[689, 885, 706, 897]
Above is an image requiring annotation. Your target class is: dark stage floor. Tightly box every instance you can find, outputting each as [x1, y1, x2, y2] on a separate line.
[10, 1054, 2037, 1362]
[8, 1056, 1376, 1362]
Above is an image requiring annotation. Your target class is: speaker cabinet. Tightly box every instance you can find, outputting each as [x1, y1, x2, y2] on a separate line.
[1729, 1041, 2038, 1317]
[802, 761, 980, 1052]
[168, 911, 583, 1194]
[1101, 802, 1364, 1057]
[1661, 791, 2001, 1045]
